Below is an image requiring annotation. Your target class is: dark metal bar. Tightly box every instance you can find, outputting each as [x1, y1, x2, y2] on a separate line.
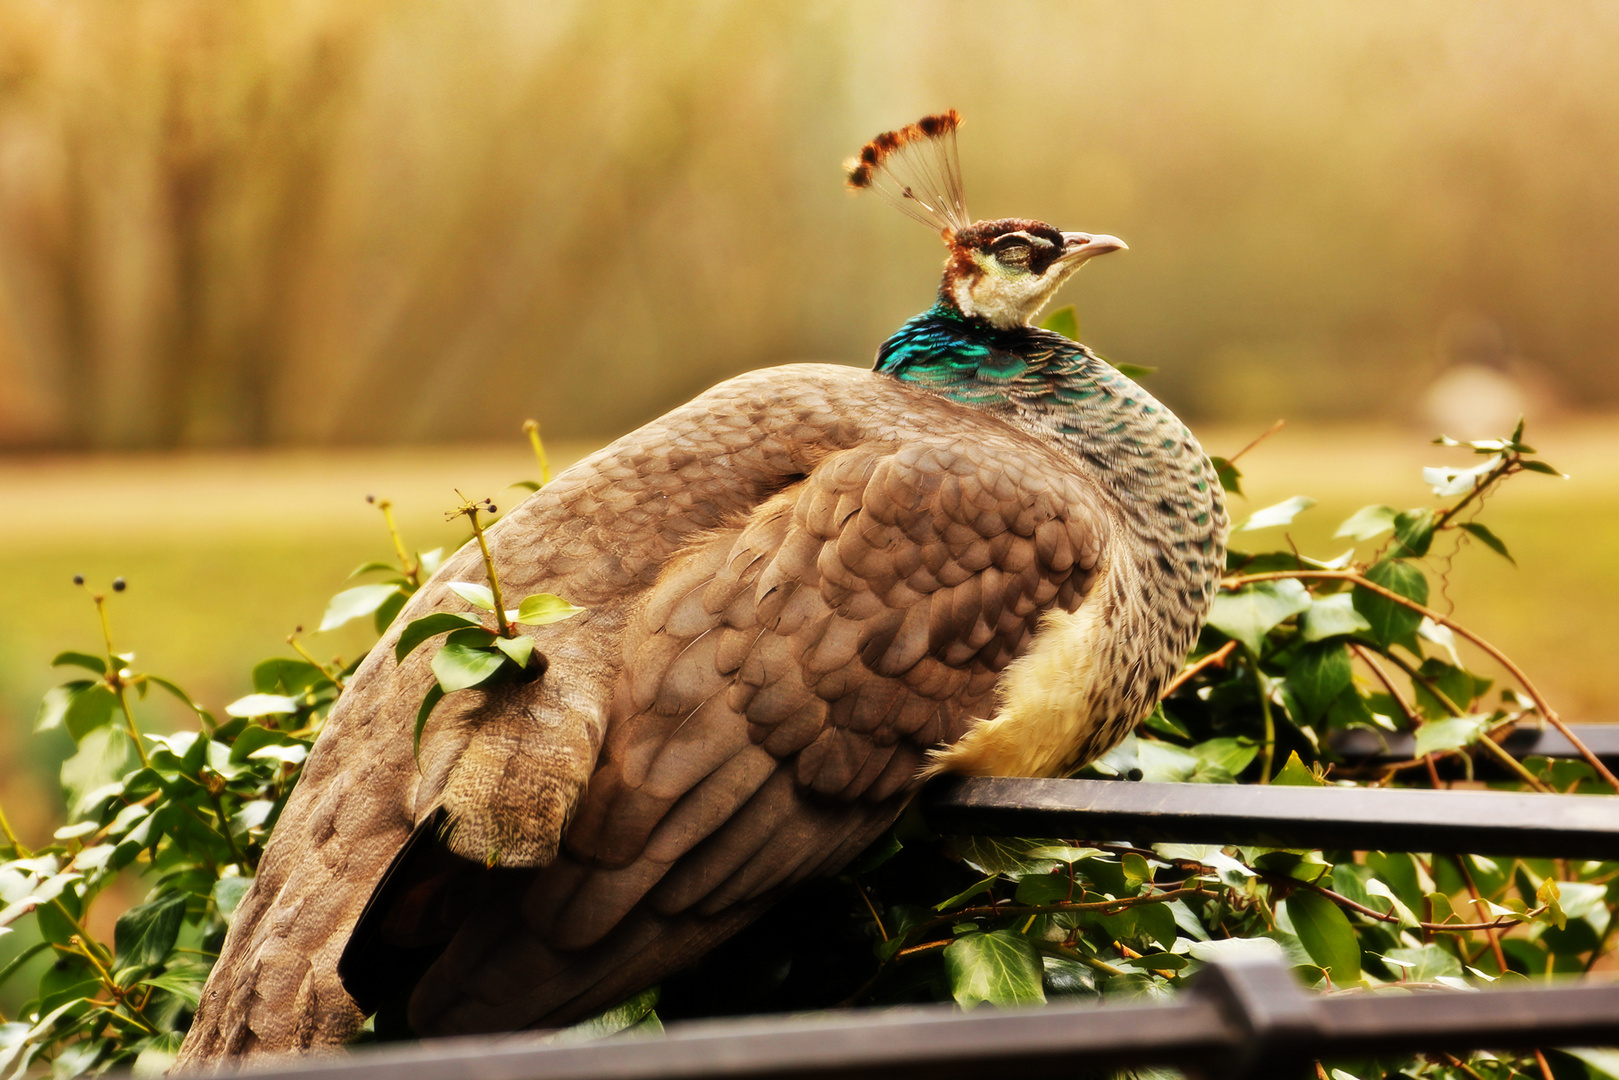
[1333, 724, 1619, 776]
[178, 958, 1619, 1080]
[920, 776, 1619, 859]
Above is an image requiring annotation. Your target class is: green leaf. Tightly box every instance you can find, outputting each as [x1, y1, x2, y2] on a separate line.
[1390, 508, 1436, 558]
[1207, 456, 1243, 495]
[1413, 714, 1488, 757]
[252, 658, 324, 695]
[1039, 305, 1079, 340]
[431, 642, 509, 694]
[138, 969, 205, 1008]
[516, 593, 585, 626]
[1190, 737, 1257, 783]
[223, 693, 299, 719]
[1352, 560, 1427, 650]
[51, 652, 106, 675]
[1142, 705, 1191, 740]
[211, 877, 252, 925]
[413, 684, 445, 760]
[63, 683, 117, 740]
[1363, 880, 1419, 929]
[1458, 521, 1514, 564]
[348, 560, 401, 580]
[373, 587, 408, 634]
[1382, 943, 1462, 983]
[1236, 496, 1316, 532]
[1284, 890, 1361, 988]
[551, 986, 660, 1043]
[446, 582, 496, 611]
[1411, 658, 1478, 718]
[1207, 579, 1311, 654]
[1424, 455, 1500, 497]
[131, 1031, 186, 1077]
[1334, 505, 1397, 541]
[61, 727, 133, 817]
[113, 891, 187, 972]
[1298, 593, 1371, 643]
[318, 584, 401, 632]
[1286, 642, 1351, 721]
[146, 675, 216, 727]
[35, 681, 94, 733]
[1271, 751, 1325, 787]
[1111, 361, 1156, 380]
[1519, 459, 1566, 477]
[943, 930, 1046, 1009]
[395, 613, 483, 663]
[494, 635, 535, 668]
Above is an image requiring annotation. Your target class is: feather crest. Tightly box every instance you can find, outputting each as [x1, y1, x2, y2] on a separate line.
[845, 110, 969, 239]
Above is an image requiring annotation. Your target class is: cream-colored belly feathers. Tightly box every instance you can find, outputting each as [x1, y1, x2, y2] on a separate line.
[926, 554, 1118, 779]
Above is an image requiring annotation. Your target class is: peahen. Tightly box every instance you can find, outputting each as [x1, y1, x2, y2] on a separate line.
[176, 111, 1228, 1065]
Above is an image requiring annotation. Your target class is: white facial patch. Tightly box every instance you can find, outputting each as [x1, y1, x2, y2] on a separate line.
[953, 247, 1080, 330]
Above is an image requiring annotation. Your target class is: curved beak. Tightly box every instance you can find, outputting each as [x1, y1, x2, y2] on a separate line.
[1059, 231, 1128, 264]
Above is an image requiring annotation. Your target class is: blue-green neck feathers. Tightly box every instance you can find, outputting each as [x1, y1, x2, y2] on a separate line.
[874, 301, 1137, 416]
[873, 301, 1224, 564]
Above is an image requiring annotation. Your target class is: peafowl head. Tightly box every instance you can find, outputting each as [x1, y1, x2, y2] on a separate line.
[846, 110, 1126, 331]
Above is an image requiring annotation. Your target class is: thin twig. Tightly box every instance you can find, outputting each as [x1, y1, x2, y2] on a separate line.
[1451, 855, 1508, 974]
[1163, 640, 1238, 697]
[1257, 870, 1534, 933]
[1224, 419, 1286, 467]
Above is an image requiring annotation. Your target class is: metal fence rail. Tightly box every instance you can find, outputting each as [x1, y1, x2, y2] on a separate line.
[172, 744, 1619, 1080]
[1332, 724, 1619, 776]
[198, 957, 1618, 1080]
[920, 775, 1619, 859]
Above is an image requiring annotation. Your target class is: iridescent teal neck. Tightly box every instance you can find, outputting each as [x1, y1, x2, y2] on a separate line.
[873, 301, 1084, 406]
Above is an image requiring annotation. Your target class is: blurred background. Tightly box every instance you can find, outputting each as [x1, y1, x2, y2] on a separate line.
[1, 0, 1618, 835]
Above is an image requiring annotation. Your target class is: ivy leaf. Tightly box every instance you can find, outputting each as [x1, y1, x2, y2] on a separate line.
[113, 891, 187, 972]
[395, 613, 484, 663]
[1039, 305, 1079, 340]
[1298, 594, 1371, 643]
[446, 582, 496, 612]
[516, 594, 584, 626]
[1207, 579, 1311, 654]
[431, 642, 508, 694]
[1390, 508, 1436, 558]
[1285, 642, 1351, 721]
[1208, 456, 1243, 495]
[1271, 751, 1325, 787]
[1284, 890, 1362, 988]
[1383, 943, 1462, 983]
[1364, 879, 1419, 929]
[1519, 459, 1567, 478]
[1411, 658, 1479, 718]
[942, 930, 1046, 1009]
[318, 584, 401, 632]
[1334, 505, 1397, 541]
[1423, 455, 1501, 497]
[1458, 521, 1515, 565]
[1236, 496, 1316, 532]
[1352, 560, 1427, 651]
[552, 986, 661, 1043]
[1413, 715, 1489, 757]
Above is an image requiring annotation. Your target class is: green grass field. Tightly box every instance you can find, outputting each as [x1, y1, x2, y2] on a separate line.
[1, 420, 1615, 839]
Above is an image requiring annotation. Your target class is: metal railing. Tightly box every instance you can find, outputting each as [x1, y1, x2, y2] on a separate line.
[178, 730, 1619, 1080]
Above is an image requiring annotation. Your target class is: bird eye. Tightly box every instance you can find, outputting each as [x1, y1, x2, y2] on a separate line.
[991, 240, 1031, 267]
